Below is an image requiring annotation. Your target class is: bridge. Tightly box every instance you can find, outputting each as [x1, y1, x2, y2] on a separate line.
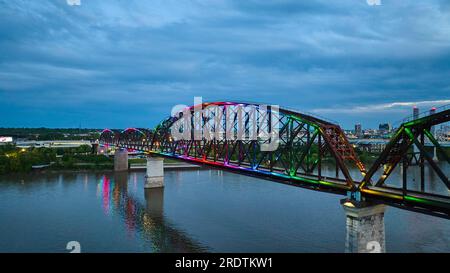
[97, 102, 450, 220]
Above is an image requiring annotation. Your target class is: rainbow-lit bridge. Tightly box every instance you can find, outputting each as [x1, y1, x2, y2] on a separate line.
[98, 102, 450, 220]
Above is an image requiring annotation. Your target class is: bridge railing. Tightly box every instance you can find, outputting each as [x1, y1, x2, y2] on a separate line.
[282, 107, 340, 125]
[394, 103, 450, 128]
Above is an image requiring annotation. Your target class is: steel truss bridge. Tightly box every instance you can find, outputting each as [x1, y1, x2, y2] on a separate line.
[99, 102, 450, 218]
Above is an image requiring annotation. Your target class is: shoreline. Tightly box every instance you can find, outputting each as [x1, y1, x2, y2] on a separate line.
[0, 162, 203, 177]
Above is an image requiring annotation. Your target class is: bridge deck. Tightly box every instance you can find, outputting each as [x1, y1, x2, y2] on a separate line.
[144, 150, 450, 219]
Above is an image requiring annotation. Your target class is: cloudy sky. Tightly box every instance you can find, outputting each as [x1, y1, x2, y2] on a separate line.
[1, 0, 449, 129]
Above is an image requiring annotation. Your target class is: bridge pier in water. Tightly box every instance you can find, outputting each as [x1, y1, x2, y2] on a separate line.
[342, 202, 386, 253]
[145, 157, 164, 189]
[114, 149, 129, 172]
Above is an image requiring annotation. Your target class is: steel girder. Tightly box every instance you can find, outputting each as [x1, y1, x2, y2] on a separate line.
[359, 109, 450, 196]
[100, 102, 366, 191]
[98, 103, 450, 217]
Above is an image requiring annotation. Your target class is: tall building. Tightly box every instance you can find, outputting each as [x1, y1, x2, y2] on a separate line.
[413, 106, 419, 120]
[355, 123, 362, 138]
[430, 107, 436, 115]
[430, 107, 436, 136]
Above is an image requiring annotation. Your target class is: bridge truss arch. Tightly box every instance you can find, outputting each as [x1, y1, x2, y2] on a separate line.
[99, 102, 450, 218]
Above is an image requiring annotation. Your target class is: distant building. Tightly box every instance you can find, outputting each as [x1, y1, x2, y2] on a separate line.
[413, 106, 419, 120]
[378, 123, 392, 133]
[436, 125, 450, 141]
[351, 139, 388, 153]
[363, 129, 378, 139]
[344, 130, 357, 139]
[355, 123, 362, 138]
[0, 136, 14, 145]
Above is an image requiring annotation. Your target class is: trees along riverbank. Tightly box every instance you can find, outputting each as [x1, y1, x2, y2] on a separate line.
[0, 144, 112, 175]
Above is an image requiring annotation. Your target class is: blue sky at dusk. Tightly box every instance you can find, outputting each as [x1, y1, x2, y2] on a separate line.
[1, 0, 450, 129]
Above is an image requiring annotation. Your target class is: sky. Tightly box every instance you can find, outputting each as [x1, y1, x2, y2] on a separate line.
[1, 0, 450, 130]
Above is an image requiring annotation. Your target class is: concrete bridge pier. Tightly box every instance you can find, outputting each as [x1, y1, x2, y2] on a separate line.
[91, 142, 99, 155]
[342, 201, 386, 253]
[114, 149, 129, 172]
[145, 157, 164, 189]
[432, 146, 439, 162]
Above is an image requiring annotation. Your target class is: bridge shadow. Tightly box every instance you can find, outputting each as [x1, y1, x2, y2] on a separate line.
[98, 172, 208, 253]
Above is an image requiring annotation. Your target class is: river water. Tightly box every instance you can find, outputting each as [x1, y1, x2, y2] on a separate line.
[0, 166, 449, 253]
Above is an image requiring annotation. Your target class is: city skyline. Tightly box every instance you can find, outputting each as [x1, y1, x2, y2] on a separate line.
[1, 1, 450, 129]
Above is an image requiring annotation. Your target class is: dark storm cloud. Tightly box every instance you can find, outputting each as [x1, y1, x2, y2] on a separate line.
[0, 0, 449, 128]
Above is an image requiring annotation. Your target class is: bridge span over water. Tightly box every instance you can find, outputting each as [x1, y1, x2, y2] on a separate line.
[98, 102, 450, 219]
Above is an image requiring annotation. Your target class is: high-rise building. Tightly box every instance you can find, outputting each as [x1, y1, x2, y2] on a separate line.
[355, 123, 362, 138]
[430, 107, 436, 136]
[413, 106, 419, 120]
[430, 107, 436, 115]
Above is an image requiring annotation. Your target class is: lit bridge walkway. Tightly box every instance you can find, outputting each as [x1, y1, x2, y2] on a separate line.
[98, 102, 450, 219]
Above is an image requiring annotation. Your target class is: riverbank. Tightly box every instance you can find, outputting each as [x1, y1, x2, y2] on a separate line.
[0, 143, 203, 175]
[130, 162, 201, 170]
[0, 163, 202, 179]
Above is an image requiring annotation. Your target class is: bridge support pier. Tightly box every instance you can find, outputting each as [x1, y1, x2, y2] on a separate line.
[91, 143, 99, 155]
[114, 149, 129, 172]
[145, 157, 164, 189]
[432, 146, 439, 162]
[342, 200, 386, 253]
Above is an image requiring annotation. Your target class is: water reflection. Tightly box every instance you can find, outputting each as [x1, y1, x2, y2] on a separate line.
[0, 168, 448, 253]
[97, 173, 208, 253]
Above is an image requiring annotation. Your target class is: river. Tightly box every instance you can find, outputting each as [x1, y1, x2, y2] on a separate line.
[0, 166, 449, 253]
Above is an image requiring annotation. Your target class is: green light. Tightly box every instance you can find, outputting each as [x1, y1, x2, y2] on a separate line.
[289, 115, 319, 129]
[403, 113, 437, 127]
[291, 176, 319, 184]
[404, 195, 446, 207]
[404, 127, 415, 140]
